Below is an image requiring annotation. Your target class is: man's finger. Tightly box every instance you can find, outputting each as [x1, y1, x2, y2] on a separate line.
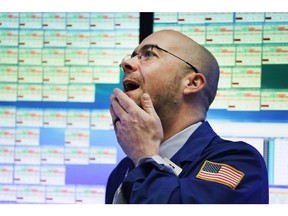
[113, 88, 140, 113]
[109, 105, 119, 125]
[141, 93, 157, 115]
[110, 92, 128, 121]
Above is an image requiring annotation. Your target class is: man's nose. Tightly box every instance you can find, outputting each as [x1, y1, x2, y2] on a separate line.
[120, 57, 138, 73]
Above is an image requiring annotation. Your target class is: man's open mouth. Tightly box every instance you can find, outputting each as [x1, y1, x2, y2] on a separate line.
[123, 80, 140, 92]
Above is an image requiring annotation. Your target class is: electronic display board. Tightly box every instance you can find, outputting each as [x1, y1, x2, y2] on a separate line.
[0, 12, 288, 204]
[0, 12, 139, 204]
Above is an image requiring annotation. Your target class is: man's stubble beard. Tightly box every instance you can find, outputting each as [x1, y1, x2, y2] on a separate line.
[142, 73, 183, 126]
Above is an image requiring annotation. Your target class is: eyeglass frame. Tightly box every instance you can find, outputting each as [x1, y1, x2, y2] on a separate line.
[120, 44, 200, 73]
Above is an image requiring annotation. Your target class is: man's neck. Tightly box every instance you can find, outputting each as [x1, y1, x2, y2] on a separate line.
[161, 111, 205, 142]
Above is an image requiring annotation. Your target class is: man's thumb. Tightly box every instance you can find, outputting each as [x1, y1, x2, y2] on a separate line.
[141, 93, 156, 114]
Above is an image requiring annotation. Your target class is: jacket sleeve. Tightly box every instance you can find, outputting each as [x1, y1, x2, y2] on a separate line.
[120, 141, 269, 204]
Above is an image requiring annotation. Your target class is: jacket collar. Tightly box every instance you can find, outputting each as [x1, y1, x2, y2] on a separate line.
[170, 121, 218, 166]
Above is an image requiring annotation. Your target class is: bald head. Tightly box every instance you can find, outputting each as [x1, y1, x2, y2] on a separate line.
[140, 30, 220, 110]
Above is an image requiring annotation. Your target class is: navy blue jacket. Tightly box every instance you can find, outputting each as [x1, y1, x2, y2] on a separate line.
[105, 121, 269, 204]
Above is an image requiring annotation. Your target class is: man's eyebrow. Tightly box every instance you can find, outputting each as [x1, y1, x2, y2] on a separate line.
[132, 44, 157, 55]
[141, 44, 157, 50]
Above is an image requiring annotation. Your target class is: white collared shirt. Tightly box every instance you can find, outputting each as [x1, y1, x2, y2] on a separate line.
[160, 121, 202, 159]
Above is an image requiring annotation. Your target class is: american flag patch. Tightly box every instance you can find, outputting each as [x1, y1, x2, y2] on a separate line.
[196, 160, 244, 190]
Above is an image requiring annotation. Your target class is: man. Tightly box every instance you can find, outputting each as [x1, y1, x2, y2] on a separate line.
[106, 30, 269, 204]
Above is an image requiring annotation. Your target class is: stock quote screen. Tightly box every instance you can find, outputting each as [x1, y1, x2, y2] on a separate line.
[0, 12, 288, 204]
[0, 12, 138, 204]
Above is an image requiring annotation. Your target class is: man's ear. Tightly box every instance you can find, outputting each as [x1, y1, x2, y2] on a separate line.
[182, 73, 206, 95]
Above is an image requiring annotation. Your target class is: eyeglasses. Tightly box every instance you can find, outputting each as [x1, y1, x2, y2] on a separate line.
[120, 44, 199, 73]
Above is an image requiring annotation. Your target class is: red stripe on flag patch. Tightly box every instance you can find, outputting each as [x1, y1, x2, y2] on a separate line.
[196, 160, 244, 190]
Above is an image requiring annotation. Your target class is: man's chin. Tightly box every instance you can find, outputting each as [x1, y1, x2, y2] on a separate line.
[125, 91, 142, 107]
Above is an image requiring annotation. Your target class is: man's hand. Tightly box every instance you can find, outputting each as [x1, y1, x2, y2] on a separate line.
[110, 88, 164, 165]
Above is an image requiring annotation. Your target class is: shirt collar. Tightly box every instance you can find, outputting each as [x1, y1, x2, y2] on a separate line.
[160, 122, 202, 159]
